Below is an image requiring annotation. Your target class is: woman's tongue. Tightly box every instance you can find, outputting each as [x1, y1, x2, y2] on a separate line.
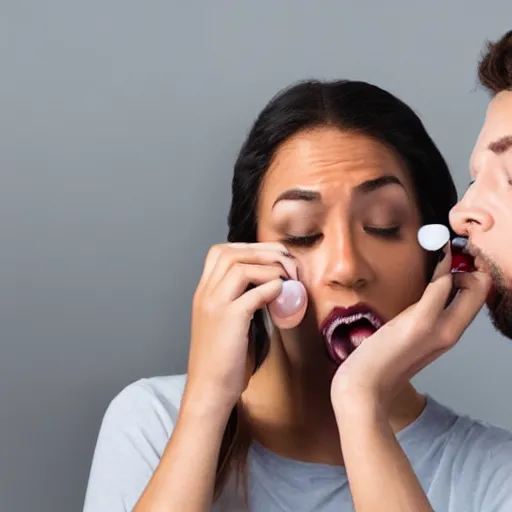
[332, 324, 375, 360]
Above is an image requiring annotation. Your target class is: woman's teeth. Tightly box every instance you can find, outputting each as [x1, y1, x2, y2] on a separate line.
[324, 313, 380, 363]
[324, 312, 380, 341]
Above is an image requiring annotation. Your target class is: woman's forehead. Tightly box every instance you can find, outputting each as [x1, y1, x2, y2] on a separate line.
[259, 127, 413, 208]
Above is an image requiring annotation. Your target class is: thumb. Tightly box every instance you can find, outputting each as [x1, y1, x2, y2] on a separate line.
[412, 242, 454, 321]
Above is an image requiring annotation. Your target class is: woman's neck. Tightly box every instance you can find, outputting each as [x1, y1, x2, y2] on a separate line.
[241, 336, 426, 466]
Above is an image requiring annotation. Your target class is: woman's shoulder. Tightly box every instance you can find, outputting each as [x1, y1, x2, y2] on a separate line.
[121, 374, 187, 409]
[83, 374, 189, 510]
[100, 374, 187, 436]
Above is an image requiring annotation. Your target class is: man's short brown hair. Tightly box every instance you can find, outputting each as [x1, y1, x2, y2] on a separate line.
[478, 30, 512, 95]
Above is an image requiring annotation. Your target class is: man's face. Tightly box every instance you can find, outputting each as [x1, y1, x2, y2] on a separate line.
[450, 90, 512, 339]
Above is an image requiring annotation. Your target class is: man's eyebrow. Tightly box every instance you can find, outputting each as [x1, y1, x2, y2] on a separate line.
[488, 135, 512, 154]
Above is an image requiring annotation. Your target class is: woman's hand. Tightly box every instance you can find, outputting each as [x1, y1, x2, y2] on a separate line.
[329, 245, 491, 512]
[132, 242, 305, 512]
[184, 242, 304, 416]
[331, 244, 491, 414]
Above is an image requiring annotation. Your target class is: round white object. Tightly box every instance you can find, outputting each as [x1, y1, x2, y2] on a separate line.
[417, 224, 450, 251]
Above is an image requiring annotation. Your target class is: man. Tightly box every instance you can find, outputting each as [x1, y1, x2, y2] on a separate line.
[334, 30, 512, 512]
[450, 29, 512, 340]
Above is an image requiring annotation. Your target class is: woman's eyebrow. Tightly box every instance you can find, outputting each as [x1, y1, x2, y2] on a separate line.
[272, 175, 404, 209]
[272, 189, 321, 209]
[354, 175, 404, 194]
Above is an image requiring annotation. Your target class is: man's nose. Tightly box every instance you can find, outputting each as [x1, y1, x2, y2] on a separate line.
[449, 184, 493, 236]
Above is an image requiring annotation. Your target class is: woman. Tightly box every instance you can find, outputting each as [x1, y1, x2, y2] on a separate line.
[83, 80, 512, 511]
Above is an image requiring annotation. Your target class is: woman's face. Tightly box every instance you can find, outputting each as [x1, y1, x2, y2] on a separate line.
[257, 127, 428, 365]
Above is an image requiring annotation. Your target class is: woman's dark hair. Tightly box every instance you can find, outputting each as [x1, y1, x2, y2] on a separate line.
[478, 30, 512, 95]
[214, 79, 457, 500]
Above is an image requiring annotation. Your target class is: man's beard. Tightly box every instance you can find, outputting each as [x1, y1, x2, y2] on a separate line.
[476, 251, 512, 339]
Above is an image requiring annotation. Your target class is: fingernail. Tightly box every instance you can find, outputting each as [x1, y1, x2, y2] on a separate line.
[270, 280, 306, 318]
[451, 237, 468, 252]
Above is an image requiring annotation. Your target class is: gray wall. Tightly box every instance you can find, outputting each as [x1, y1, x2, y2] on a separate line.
[3, 1, 512, 511]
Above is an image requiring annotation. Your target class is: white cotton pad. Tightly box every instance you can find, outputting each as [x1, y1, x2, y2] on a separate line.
[417, 224, 450, 252]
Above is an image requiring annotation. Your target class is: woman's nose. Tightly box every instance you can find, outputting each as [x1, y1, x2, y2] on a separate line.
[322, 232, 372, 290]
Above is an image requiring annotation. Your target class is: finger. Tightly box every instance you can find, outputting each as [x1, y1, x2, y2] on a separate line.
[410, 273, 453, 322]
[202, 244, 226, 282]
[206, 246, 297, 290]
[202, 243, 268, 280]
[409, 243, 454, 321]
[431, 242, 452, 281]
[214, 263, 288, 303]
[229, 242, 290, 254]
[437, 271, 491, 344]
[236, 243, 297, 279]
[231, 279, 283, 320]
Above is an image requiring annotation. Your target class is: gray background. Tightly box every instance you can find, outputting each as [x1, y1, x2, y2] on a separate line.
[2, 1, 512, 511]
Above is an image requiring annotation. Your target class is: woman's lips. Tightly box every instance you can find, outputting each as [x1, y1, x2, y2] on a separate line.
[321, 304, 383, 365]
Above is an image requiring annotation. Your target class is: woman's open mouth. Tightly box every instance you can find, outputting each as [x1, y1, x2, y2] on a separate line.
[320, 303, 384, 364]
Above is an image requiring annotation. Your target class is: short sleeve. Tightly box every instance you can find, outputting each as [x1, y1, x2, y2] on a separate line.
[83, 378, 179, 512]
[478, 440, 512, 512]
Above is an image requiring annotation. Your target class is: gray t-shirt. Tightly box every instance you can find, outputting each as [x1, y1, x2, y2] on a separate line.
[83, 374, 512, 511]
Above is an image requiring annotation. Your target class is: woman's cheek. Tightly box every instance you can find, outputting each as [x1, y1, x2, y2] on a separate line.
[292, 252, 324, 291]
[379, 247, 426, 285]
[389, 240, 424, 269]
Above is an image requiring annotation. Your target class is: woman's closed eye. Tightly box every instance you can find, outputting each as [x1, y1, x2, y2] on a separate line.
[364, 225, 402, 238]
[283, 225, 401, 248]
[283, 233, 322, 248]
